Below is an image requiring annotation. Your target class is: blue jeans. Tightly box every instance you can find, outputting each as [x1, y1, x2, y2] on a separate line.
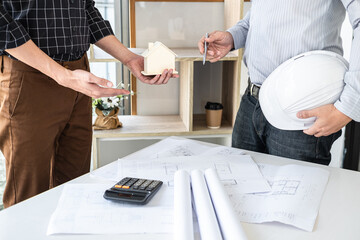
[232, 92, 342, 165]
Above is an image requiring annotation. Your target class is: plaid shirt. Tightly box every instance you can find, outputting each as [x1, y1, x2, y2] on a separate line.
[0, 0, 114, 61]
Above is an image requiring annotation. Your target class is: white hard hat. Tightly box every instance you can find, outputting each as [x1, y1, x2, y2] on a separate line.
[259, 50, 349, 130]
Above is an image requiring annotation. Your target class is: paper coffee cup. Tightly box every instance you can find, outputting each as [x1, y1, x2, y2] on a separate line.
[206, 109, 223, 129]
[205, 102, 224, 129]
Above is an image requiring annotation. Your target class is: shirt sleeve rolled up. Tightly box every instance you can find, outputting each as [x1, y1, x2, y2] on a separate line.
[85, 0, 114, 44]
[0, 2, 30, 53]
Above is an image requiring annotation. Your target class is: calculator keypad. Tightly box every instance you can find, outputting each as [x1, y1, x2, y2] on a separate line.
[146, 181, 161, 191]
[132, 179, 146, 189]
[112, 178, 161, 192]
[105, 177, 163, 204]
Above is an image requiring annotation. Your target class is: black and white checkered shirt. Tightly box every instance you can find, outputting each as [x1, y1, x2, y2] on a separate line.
[0, 0, 114, 61]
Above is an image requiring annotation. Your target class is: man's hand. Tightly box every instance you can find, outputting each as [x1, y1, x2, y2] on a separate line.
[125, 54, 179, 85]
[297, 104, 351, 137]
[198, 31, 234, 63]
[6, 40, 128, 98]
[57, 69, 130, 99]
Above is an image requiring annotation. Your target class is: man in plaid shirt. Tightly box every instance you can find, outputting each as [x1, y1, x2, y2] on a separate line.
[0, 0, 178, 208]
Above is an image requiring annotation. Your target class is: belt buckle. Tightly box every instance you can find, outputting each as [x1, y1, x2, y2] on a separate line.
[250, 83, 255, 96]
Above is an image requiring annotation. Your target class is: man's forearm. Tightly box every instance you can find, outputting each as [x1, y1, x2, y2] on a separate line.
[95, 35, 138, 66]
[5, 40, 70, 83]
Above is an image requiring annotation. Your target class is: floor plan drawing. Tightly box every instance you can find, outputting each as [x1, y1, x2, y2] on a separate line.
[270, 180, 300, 195]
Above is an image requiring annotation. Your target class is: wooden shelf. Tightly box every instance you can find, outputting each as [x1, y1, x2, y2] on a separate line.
[93, 114, 232, 138]
[93, 48, 238, 63]
[192, 114, 233, 134]
[93, 115, 188, 138]
[129, 48, 239, 62]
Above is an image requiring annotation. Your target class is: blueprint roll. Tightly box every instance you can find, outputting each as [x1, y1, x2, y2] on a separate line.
[174, 170, 194, 240]
[191, 170, 222, 240]
[204, 168, 248, 240]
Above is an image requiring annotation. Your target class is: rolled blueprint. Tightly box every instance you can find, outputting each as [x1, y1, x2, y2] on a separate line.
[204, 168, 248, 240]
[191, 170, 222, 240]
[174, 170, 194, 240]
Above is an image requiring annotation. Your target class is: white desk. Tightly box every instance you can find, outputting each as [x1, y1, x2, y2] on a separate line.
[1, 149, 360, 240]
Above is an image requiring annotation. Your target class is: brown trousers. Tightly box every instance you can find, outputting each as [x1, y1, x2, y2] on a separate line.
[0, 55, 92, 208]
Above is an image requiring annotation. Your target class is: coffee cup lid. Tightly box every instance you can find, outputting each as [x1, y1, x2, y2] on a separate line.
[205, 102, 223, 110]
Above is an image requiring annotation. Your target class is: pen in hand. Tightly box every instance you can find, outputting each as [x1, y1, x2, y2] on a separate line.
[203, 33, 209, 65]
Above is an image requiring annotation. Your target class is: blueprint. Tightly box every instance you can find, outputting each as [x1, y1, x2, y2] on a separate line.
[122, 136, 214, 160]
[88, 137, 330, 233]
[90, 136, 213, 181]
[50, 162, 329, 235]
[91, 137, 270, 194]
[118, 154, 271, 194]
[227, 164, 330, 232]
[199, 145, 245, 156]
[47, 184, 174, 235]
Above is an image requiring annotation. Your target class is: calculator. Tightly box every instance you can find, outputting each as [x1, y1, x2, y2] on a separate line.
[103, 177, 163, 205]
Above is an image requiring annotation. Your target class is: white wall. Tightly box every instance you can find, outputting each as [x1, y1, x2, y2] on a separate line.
[135, 2, 224, 48]
[136, 2, 225, 116]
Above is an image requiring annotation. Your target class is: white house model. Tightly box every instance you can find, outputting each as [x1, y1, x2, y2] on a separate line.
[141, 41, 178, 76]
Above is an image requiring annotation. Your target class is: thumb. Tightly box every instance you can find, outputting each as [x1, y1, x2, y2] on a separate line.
[206, 32, 221, 43]
[297, 109, 317, 119]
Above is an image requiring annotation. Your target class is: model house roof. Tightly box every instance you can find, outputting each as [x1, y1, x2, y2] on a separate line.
[142, 41, 178, 58]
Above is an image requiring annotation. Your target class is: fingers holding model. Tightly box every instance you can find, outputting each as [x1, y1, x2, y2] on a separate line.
[198, 31, 235, 63]
[125, 54, 179, 85]
[96, 35, 179, 86]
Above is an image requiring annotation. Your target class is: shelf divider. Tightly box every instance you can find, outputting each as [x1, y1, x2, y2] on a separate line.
[180, 61, 194, 131]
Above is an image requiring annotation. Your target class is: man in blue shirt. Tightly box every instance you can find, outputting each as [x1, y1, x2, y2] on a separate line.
[199, 0, 360, 164]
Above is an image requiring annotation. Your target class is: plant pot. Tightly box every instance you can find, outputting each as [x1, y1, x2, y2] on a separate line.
[93, 108, 122, 130]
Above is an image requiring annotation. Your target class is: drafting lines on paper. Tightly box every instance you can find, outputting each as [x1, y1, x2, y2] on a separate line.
[164, 163, 179, 175]
[216, 148, 243, 156]
[156, 145, 195, 158]
[221, 179, 238, 186]
[165, 163, 178, 187]
[159, 162, 179, 187]
[269, 180, 300, 195]
[214, 162, 238, 186]
[170, 145, 194, 156]
[213, 162, 232, 175]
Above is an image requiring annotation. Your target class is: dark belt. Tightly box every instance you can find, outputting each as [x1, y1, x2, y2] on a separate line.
[246, 78, 261, 100]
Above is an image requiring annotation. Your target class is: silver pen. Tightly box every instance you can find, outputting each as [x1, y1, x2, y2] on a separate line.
[203, 33, 209, 65]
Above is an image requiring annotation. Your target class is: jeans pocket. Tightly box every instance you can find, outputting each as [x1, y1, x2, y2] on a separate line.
[315, 129, 342, 164]
[0, 71, 24, 119]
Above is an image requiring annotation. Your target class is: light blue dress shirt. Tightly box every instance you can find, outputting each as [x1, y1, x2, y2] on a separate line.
[227, 0, 360, 122]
